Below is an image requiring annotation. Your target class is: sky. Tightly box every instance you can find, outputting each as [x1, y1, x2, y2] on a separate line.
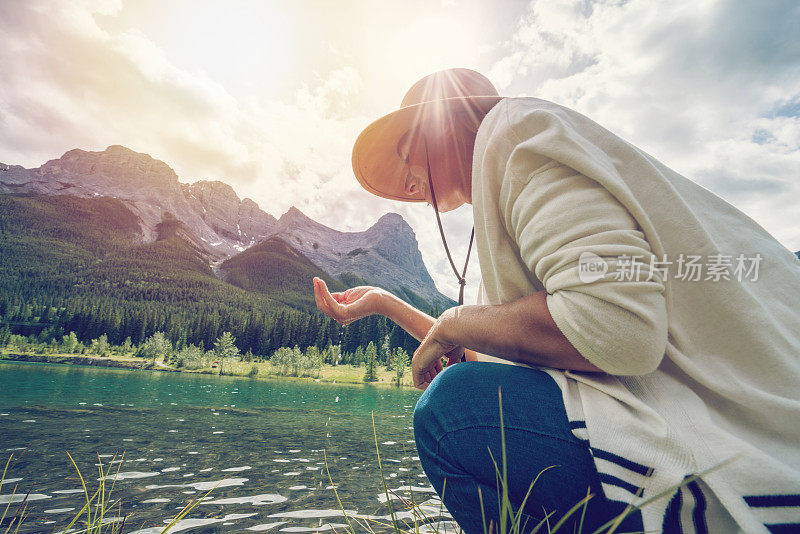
[1, 0, 798, 304]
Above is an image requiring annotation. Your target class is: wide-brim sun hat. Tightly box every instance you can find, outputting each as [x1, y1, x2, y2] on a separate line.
[350, 68, 505, 316]
[351, 68, 505, 203]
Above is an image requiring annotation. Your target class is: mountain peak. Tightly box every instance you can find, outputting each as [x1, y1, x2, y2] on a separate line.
[368, 212, 412, 236]
[186, 180, 240, 201]
[43, 144, 179, 184]
[104, 144, 137, 156]
[280, 205, 310, 220]
[376, 212, 405, 226]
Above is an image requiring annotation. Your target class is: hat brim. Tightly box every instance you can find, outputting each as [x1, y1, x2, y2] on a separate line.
[352, 95, 505, 202]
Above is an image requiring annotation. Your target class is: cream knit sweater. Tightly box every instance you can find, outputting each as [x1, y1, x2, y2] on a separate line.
[470, 97, 800, 533]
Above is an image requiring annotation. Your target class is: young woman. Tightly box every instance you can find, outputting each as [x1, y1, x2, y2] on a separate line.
[313, 68, 800, 534]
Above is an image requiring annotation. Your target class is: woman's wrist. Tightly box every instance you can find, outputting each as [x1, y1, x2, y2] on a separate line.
[375, 291, 438, 343]
[375, 290, 400, 320]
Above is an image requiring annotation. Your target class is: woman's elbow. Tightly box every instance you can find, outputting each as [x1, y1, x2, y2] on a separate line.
[612, 313, 668, 376]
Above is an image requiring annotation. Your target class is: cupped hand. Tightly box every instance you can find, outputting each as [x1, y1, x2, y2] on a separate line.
[313, 277, 388, 325]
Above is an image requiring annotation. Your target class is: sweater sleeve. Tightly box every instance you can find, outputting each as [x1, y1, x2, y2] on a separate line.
[499, 161, 668, 376]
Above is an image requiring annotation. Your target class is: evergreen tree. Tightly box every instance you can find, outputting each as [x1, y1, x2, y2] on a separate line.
[389, 324, 403, 352]
[357, 317, 372, 348]
[314, 316, 329, 349]
[353, 345, 365, 367]
[39, 305, 51, 324]
[376, 316, 390, 355]
[393, 347, 409, 386]
[242, 311, 259, 354]
[402, 327, 421, 357]
[134, 314, 147, 346]
[214, 331, 239, 359]
[0, 325, 11, 348]
[330, 343, 341, 366]
[363, 341, 378, 382]
[381, 334, 392, 369]
[176, 330, 188, 352]
[342, 322, 359, 354]
[214, 331, 240, 375]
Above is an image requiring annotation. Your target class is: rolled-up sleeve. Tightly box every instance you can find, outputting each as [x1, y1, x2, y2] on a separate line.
[499, 161, 668, 376]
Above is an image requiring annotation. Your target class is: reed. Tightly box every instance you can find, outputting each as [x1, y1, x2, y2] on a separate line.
[1, 454, 28, 534]
[0, 451, 223, 534]
[321, 387, 731, 534]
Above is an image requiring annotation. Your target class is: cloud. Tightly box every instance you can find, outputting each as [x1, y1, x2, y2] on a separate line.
[1, 0, 798, 307]
[0, 1, 364, 210]
[0, 0, 499, 303]
[487, 0, 800, 252]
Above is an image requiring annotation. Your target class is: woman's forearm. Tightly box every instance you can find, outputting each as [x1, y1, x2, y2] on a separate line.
[439, 290, 604, 373]
[377, 292, 478, 360]
[377, 292, 433, 342]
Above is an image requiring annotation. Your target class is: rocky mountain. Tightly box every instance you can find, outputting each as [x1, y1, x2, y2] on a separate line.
[0, 145, 455, 311]
[0, 145, 275, 257]
[182, 180, 278, 253]
[263, 207, 444, 309]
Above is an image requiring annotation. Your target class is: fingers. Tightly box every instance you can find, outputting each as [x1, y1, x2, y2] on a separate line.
[317, 279, 339, 312]
[445, 346, 465, 367]
[445, 352, 460, 367]
[414, 371, 432, 390]
[314, 278, 345, 324]
[412, 366, 427, 390]
[421, 366, 441, 390]
[313, 278, 335, 318]
[314, 278, 364, 325]
[412, 361, 443, 390]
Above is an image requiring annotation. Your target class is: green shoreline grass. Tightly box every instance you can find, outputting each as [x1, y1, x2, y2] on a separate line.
[0, 350, 418, 389]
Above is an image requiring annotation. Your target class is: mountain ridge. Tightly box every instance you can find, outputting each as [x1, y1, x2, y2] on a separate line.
[0, 145, 455, 310]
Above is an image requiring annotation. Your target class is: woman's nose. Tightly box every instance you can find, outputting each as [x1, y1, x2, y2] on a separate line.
[406, 176, 419, 196]
[406, 168, 425, 196]
[407, 180, 428, 202]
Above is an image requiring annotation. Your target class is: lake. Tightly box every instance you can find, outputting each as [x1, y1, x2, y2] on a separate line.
[0, 361, 456, 533]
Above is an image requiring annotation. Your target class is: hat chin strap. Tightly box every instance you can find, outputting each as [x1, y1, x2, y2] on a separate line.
[423, 135, 475, 309]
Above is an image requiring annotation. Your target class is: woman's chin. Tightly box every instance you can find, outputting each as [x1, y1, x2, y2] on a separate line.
[432, 199, 462, 213]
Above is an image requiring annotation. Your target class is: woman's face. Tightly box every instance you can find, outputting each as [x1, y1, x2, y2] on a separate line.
[396, 116, 471, 212]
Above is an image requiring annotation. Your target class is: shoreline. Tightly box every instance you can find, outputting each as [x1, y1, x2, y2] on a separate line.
[0, 351, 418, 389]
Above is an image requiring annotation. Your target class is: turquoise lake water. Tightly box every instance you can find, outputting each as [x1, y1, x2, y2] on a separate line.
[0, 361, 455, 533]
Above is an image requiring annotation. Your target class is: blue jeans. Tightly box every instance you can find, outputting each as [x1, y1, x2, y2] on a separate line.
[413, 361, 644, 534]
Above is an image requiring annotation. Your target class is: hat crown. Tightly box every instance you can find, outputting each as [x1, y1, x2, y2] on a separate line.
[400, 68, 499, 108]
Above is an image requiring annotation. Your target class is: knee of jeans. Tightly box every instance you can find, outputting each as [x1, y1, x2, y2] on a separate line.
[413, 363, 480, 448]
